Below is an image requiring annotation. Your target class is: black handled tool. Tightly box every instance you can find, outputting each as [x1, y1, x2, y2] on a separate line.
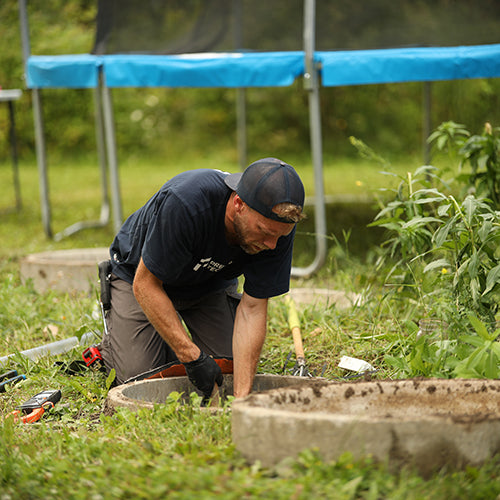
[0, 370, 26, 393]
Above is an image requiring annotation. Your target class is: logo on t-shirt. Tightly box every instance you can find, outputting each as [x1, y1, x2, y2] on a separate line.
[193, 257, 231, 273]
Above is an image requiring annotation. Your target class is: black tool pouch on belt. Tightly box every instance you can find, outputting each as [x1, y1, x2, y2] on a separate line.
[98, 260, 112, 311]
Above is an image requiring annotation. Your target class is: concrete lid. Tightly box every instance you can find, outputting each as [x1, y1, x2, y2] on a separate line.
[20, 248, 109, 293]
[232, 378, 500, 475]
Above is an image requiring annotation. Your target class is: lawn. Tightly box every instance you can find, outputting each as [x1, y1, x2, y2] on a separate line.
[0, 153, 498, 499]
[0, 152, 410, 255]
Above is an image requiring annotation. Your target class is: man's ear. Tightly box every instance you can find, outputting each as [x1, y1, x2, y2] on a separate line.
[233, 194, 245, 214]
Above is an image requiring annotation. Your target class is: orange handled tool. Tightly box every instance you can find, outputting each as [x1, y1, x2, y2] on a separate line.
[285, 295, 312, 377]
[7, 389, 61, 424]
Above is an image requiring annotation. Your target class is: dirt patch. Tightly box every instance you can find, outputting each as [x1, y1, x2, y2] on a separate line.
[344, 387, 355, 399]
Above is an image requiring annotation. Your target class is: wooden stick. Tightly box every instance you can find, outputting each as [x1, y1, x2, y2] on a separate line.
[286, 295, 305, 360]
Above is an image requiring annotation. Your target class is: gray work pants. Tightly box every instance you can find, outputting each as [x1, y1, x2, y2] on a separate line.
[100, 274, 240, 384]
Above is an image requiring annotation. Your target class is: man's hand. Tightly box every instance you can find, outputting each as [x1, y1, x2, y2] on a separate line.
[183, 351, 223, 402]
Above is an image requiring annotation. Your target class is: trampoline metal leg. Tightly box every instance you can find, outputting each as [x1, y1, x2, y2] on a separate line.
[292, 0, 327, 278]
[53, 82, 111, 241]
[101, 78, 122, 234]
[422, 81, 432, 165]
[8, 100, 22, 211]
[236, 88, 247, 170]
[94, 76, 111, 226]
[20, 0, 111, 241]
[32, 88, 53, 239]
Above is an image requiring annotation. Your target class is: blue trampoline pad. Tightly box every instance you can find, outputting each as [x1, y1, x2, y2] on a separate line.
[26, 45, 500, 89]
[27, 54, 102, 88]
[102, 52, 305, 88]
[27, 52, 305, 89]
[318, 44, 500, 86]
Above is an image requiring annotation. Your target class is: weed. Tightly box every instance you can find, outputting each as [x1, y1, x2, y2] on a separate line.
[368, 148, 500, 327]
[430, 121, 500, 207]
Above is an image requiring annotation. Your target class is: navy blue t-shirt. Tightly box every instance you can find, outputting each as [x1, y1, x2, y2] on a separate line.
[109, 169, 296, 300]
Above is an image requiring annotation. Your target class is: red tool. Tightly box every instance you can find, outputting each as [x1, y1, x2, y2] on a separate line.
[82, 346, 103, 368]
[8, 389, 61, 424]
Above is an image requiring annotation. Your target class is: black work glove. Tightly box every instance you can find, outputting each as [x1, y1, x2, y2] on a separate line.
[183, 351, 223, 402]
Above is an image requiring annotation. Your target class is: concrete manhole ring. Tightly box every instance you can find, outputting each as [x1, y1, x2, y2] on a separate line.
[20, 248, 109, 293]
[232, 378, 500, 475]
[289, 287, 362, 309]
[105, 374, 316, 413]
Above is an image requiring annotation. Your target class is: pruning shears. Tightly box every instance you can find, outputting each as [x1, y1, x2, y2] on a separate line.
[0, 369, 26, 393]
[7, 389, 61, 424]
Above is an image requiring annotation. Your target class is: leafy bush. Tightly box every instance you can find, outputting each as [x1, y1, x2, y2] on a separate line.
[352, 124, 500, 379]
[366, 124, 500, 328]
[385, 314, 500, 379]
[429, 121, 500, 206]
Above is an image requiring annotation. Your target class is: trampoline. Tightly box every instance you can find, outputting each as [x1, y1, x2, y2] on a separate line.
[19, 0, 500, 276]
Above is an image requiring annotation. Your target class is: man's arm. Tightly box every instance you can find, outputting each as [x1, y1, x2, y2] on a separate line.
[232, 292, 268, 398]
[132, 257, 200, 363]
[133, 258, 223, 401]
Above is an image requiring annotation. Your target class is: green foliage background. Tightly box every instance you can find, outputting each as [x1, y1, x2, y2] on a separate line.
[1, 0, 499, 164]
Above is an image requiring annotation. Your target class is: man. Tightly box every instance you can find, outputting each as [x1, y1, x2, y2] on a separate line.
[100, 157, 305, 399]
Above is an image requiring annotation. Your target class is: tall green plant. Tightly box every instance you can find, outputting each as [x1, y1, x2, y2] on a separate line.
[429, 121, 500, 206]
[353, 126, 500, 328]
[371, 164, 500, 326]
[424, 194, 500, 326]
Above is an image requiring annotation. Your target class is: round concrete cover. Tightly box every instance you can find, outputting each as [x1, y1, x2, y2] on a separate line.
[290, 287, 362, 309]
[231, 378, 500, 475]
[20, 248, 109, 293]
[106, 374, 315, 412]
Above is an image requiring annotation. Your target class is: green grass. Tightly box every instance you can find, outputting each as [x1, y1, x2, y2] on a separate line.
[1, 153, 498, 499]
[0, 151, 415, 258]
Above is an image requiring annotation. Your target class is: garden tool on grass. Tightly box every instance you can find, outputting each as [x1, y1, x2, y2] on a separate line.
[0, 369, 26, 393]
[285, 294, 313, 377]
[7, 389, 61, 424]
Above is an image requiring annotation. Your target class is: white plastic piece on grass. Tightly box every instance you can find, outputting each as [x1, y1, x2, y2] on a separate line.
[338, 355, 375, 373]
[0, 331, 96, 368]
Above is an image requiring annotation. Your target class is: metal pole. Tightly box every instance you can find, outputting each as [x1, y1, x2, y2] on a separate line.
[19, 0, 52, 237]
[101, 75, 123, 233]
[236, 89, 247, 169]
[94, 70, 111, 225]
[8, 101, 22, 210]
[292, 0, 327, 278]
[31, 90, 52, 238]
[233, 0, 247, 170]
[18, 0, 30, 64]
[423, 81, 432, 164]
